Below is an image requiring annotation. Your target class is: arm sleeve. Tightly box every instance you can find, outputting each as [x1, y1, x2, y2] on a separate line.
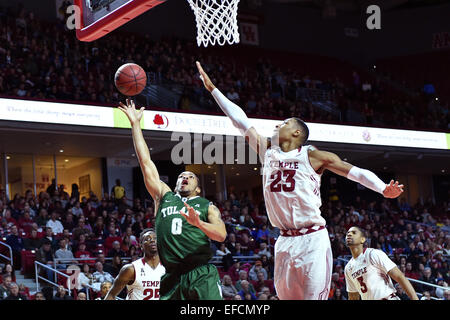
[347, 166, 386, 194]
[211, 88, 252, 135]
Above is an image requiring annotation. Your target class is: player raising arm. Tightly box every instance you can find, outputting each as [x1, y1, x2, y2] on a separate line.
[117, 99, 226, 300]
[196, 61, 404, 300]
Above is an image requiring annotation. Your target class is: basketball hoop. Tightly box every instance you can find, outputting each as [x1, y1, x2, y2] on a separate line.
[187, 0, 241, 47]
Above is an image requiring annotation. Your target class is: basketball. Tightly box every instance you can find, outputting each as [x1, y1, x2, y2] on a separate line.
[114, 63, 147, 96]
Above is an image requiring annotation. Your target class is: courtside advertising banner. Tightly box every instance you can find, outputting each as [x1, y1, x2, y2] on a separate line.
[0, 98, 448, 150]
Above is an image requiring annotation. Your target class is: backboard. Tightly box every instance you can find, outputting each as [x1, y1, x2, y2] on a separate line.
[74, 0, 166, 42]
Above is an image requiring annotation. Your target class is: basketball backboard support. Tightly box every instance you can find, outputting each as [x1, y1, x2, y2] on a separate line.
[75, 0, 166, 42]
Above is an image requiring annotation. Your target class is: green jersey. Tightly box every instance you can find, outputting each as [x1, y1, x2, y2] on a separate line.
[155, 192, 213, 274]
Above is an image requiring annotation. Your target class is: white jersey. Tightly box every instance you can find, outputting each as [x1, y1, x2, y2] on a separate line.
[344, 248, 397, 300]
[262, 145, 326, 230]
[126, 258, 166, 300]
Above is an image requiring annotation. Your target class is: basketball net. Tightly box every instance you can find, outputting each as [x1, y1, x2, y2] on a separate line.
[187, 0, 241, 47]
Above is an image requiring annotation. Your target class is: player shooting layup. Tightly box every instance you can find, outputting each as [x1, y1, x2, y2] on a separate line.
[196, 61, 404, 300]
[117, 99, 227, 300]
[345, 226, 418, 300]
[104, 228, 165, 300]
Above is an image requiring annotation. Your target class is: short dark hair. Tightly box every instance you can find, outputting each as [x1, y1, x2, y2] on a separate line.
[292, 117, 309, 145]
[139, 228, 155, 243]
[353, 226, 367, 238]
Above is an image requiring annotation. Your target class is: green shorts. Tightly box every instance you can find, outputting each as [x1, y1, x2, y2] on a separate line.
[160, 264, 223, 300]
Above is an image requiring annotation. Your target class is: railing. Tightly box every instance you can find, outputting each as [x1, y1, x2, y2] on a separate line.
[34, 261, 72, 297]
[0, 241, 13, 269]
[209, 255, 261, 265]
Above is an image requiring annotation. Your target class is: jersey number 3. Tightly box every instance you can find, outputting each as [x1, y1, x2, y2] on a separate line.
[357, 276, 368, 293]
[270, 170, 296, 192]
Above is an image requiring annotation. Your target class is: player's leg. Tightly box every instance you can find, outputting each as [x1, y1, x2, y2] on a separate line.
[295, 229, 333, 300]
[159, 272, 182, 300]
[182, 264, 223, 300]
[274, 236, 305, 300]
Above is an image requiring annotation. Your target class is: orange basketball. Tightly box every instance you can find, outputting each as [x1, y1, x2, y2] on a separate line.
[114, 63, 147, 96]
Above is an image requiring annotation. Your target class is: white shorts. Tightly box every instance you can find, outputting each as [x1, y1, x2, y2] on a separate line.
[274, 227, 333, 300]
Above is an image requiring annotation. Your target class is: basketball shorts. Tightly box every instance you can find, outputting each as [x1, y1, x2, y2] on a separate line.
[160, 264, 223, 300]
[274, 227, 333, 300]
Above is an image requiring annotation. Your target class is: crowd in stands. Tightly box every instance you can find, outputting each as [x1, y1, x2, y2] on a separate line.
[0, 4, 448, 132]
[0, 177, 448, 300]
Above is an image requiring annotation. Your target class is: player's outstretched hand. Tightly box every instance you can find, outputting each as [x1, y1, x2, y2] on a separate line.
[118, 99, 145, 126]
[196, 61, 216, 93]
[180, 202, 201, 228]
[383, 180, 404, 198]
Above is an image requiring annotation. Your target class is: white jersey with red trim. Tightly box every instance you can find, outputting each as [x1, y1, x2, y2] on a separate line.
[344, 248, 397, 300]
[262, 145, 326, 230]
[126, 258, 166, 300]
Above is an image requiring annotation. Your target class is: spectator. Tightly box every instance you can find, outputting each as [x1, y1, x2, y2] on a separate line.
[104, 255, 122, 278]
[0, 275, 12, 299]
[237, 280, 257, 300]
[53, 285, 73, 300]
[330, 287, 347, 300]
[72, 218, 91, 241]
[34, 291, 46, 300]
[92, 261, 114, 291]
[95, 281, 112, 300]
[76, 263, 94, 294]
[257, 242, 272, 259]
[251, 271, 274, 293]
[420, 291, 432, 300]
[46, 179, 58, 197]
[104, 225, 122, 251]
[2, 263, 15, 282]
[6, 225, 24, 269]
[418, 267, 436, 293]
[248, 260, 268, 281]
[216, 242, 233, 271]
[74, 242, 93, 264]
[221, 274, 238, 300]
[71, 201, 83, 218]
[443, 290, 450, 301]
[395, 283, 410, 300]
[257, 286, 271, 299]
[77, 292, 87, 300]
[227, 259, 241, 282]
[107, 240, 126, 258]
[35, 208, 49, 227]
[54, 238, 75, 269]
[232, 294, 242, 300]
[24, 229, 43, 250]
[35, 239, 55, 281]
[111, 179, 125, 204]
[46, 212, 64, 234]
[235, 270, 256, 294]
[4, 283, 27, 300]
[41, 226, 55, 245]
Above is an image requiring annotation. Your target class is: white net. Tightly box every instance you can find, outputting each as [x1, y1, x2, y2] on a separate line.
[187, 0, 241, 47]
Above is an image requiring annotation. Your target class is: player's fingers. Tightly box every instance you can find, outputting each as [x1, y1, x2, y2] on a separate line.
[119, 101, 126, 107]
[196, 61, 203, 72]
[140, 107, 145, 113]
[183, 202, 191, 210]
[179, 210, 187, 218]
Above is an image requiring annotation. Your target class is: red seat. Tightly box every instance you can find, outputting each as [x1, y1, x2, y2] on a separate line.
[20, 250, 36, 277]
